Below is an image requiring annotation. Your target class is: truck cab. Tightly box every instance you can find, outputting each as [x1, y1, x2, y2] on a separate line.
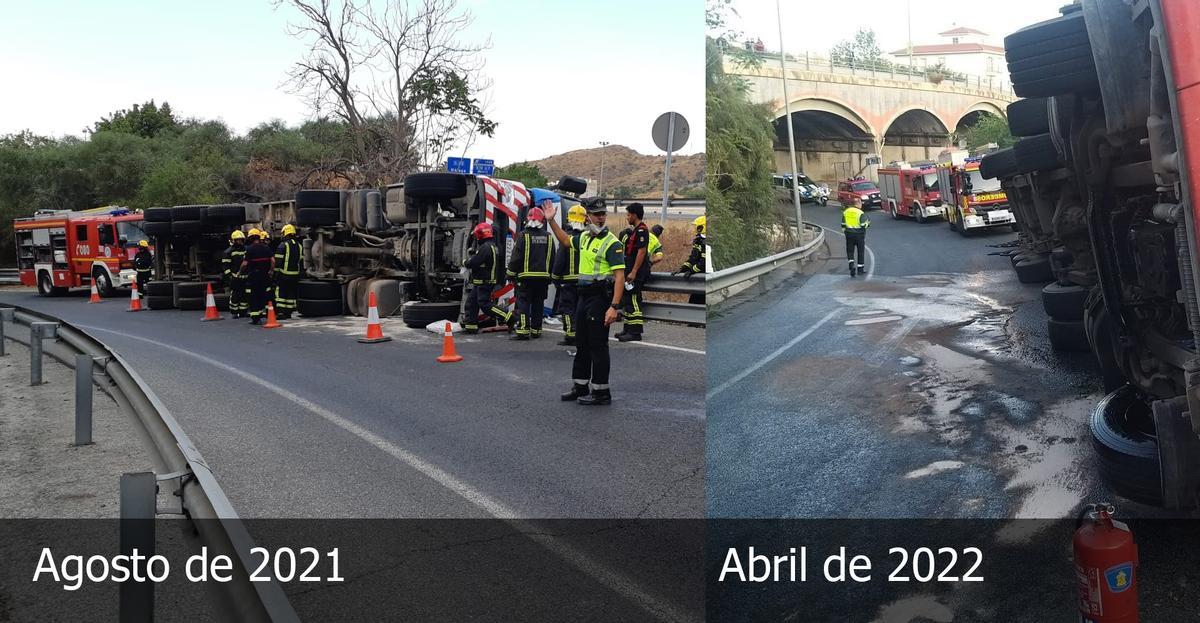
[936, 151, 1014, 235]
[878, 162, 943, 222]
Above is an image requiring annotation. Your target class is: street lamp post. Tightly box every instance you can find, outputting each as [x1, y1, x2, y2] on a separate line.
[776, 0, 802, 233]
[598, 141, 610, 198]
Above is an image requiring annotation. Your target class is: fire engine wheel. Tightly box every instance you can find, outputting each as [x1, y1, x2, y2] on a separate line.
[296, 208, 340, 227]
[143, 207, 173, 223]
[401, 301, 462, 328]
[914, 203, 926, 224]
[1005, 98, 1050, 137]
[145, 281, 175, 297]
[403, 173, 468, 200]
[1090, 386, 1163, 507]
[1013, 134, 1061, 174]
[1042, 282, 1087, 321]
[888, 202, 899, 220]
[980, 147, 1018, 180]
[92, 269, 115, 297]
[1047, 318, 1089, 352]
[1015, 257, 1053, 284]
[295, 190, 342, 210]
[298, 279, 342, 300]
[297, 298, 343, 317]
[36, 272, 67, 297]
[145, 295, 174, 310]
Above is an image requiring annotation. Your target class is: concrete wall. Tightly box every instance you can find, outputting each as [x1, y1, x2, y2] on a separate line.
[775, 150, 875, 185]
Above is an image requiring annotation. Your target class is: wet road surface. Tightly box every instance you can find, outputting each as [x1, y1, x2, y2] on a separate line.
[708, 202, 1171, 519]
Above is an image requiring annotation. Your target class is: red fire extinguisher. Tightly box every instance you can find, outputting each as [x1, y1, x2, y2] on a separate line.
[1074, 503, 1138, 623]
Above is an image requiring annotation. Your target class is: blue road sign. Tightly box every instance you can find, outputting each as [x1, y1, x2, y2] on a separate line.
[473, 159, 495, 176]
[447, 157, 471, 174]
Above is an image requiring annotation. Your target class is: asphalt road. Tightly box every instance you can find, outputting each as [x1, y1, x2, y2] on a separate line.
[708, 201, 1176, 519]
[0, 287, 704, 520]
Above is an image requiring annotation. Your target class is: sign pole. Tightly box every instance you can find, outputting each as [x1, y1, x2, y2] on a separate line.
[661, 113, 675, 225]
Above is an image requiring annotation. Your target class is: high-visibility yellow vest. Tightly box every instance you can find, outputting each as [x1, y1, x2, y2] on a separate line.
[842, 206, 869, 231]
[649, 233, 662, 257]
[578, 230, 623, 283]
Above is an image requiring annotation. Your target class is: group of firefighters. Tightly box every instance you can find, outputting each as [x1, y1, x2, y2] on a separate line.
[216, 225, 304, 324]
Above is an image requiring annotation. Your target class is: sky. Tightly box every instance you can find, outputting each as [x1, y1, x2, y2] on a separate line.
[0, 0, 703, 165]
[726, 0, 1064, 60]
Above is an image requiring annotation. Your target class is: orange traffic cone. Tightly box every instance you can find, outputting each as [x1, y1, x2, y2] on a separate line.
[202, 283, 223, 321]
[126, 281, 142, 312]
[88, 282, 102, 304]
[262, 302, 282, 329]
[436, 321, 463, 363]
[357, 291, 391, 343]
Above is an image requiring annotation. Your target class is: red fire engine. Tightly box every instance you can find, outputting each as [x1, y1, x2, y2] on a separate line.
[13, 208, 149, 297]
[877, 162, 944, 223]
[936, 150, 1014, 235]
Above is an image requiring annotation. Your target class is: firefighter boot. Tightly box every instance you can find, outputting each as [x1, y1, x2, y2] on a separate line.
[561, 383, 590, 401]
[577, 388, 612, 406]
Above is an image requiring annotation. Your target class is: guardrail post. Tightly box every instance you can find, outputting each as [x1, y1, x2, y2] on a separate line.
[75, 354, 95, 446]
[0, 307, 12, 357]
[29, 321, 58, 386]
[120, 472, 156, 623]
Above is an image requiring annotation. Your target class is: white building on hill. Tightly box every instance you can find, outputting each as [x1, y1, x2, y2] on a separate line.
[889, 26, 1008, 81]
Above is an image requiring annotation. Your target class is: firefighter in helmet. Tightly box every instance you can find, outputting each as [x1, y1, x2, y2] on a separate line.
[132, 240, 153, 292]
[239, 230, 275, 324]
[222, 230, 248, 317]
[507, 205, 553, 340]
[273, 224, 302, 319]
[461, 222, 511, 333]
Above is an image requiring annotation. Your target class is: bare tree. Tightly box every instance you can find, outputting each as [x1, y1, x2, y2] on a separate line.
[278, 0, 495, 184]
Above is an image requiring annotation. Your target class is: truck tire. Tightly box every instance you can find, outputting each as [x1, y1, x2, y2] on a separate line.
[37, 272, 67, 297]
[171, 205, 206, 221]
[173, 281, 211, 300]
[1047, 318, 1089, 352]
[1005, 13, 1097, 98]
[171, 219, 203, 234]
[143, 222, 172, 237]
[145, 281, 175, 297]
[556, 176, 588, 195]
[213, 293, 230, 311]
[401, 301, 461, 328]
[143, 207, 173, 222]
[404, 173, 468, 200]
[204, 204, 247, 223]
[146, 295, 174, 310]
[175, 296, 205, 311]
[295, 190, 342, 210]
[92, 268, 116, 297]
[297, 298, 343, 317]
[980, 147, 1018, 180]
[298, 280, 342, 300]
[1014, 134, 1060, 174]
[1015, 257, 1053, 283]
[1006, 98, 1050, 137]
[296, 208, 339, 226]
[1091, 386, 1163, 506]
[1042, 282, 1087, 321]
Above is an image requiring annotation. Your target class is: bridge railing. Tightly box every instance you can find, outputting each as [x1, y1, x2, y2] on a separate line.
[728, 48, 1014, 98]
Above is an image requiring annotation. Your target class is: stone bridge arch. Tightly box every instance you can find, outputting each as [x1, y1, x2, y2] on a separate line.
[772, 97, 876, 180]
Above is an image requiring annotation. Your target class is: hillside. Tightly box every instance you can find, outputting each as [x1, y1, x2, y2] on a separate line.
[524, 145, 704, 198]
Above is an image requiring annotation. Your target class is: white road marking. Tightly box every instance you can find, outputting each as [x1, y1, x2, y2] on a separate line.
[540, 326, 705, 355]
[706, 308, 840, 399]
[844, 315, 903, 326]
[76, 325, 693, 623]
[904, 461, 966, 479]
[822, 225, 877, 280]
[857, 310, 888, 316]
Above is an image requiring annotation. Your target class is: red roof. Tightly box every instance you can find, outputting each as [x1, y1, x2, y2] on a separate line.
[890, 43, 1005, 55]
[938, 26, 988, 36]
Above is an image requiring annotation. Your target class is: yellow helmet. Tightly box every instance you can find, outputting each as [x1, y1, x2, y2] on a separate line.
[247, 228, 262, 238]
[567, 205, 587, 224]
[138, 240, 149, 248]
[230, 230, 245, 240]
[692, 215, 706, 231]
[282, 224, 297, 236]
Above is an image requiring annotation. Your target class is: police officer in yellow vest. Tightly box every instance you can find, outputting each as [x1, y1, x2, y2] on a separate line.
[546, 197, 625, 406]
[841, 204, 870, 277]
[273, 224, 302, 319]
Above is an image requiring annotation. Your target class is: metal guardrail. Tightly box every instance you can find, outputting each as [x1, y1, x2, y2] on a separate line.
[640, 271, 705, 326]
[705, 223, 825, 295]
[0, 305, 298, 623]
[0, 268, 18, 284]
